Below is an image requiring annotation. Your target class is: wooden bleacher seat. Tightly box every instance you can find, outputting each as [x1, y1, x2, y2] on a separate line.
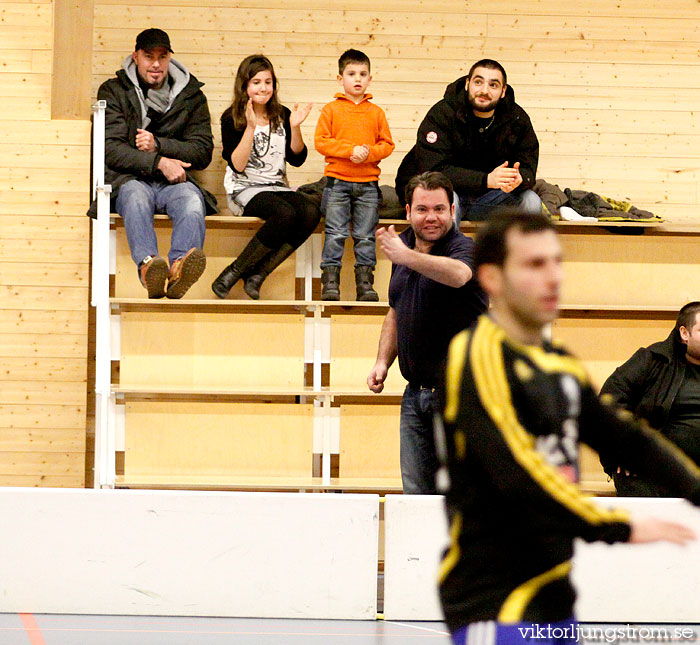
[104, 208, 695, 495]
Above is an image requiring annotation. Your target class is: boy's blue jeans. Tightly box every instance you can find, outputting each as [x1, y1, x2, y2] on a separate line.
[115, 179, 206, 267]
[320, 178, 380, 268]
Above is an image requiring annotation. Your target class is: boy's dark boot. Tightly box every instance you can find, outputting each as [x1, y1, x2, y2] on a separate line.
[243, 243, 295, 300]
[321, 266, 341, 301]
[355, 265, 378, 301]
[211, 237, 271, 299]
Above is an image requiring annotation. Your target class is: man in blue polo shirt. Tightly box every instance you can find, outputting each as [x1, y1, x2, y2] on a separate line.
[367, 171, 488, 494]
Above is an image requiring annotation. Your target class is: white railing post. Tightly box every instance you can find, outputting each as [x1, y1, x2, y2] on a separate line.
[91, 100, 116, 488]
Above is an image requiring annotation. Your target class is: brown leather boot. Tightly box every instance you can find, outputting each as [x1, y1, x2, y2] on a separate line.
[139, 255, 169, 299]
[166, 248, 206, 299]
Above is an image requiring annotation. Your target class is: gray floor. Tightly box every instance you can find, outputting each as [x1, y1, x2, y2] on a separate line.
[1, 615, 697, 645]
[0, 614, 451, 644]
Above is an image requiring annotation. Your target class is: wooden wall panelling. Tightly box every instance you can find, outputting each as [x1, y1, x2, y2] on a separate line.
[52, 0, 95, 119]
[0, 215, 90, 240]
[2, 357, 88, 382]
[92, 1, 700, 226]
[0, 0, 94, 487]
[0, 309, 87, 335]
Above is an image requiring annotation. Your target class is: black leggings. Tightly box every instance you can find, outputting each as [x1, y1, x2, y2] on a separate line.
[244, 190, 321, 250]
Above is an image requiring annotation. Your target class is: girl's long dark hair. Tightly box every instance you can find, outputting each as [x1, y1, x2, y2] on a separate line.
[228, 54, 283, 130]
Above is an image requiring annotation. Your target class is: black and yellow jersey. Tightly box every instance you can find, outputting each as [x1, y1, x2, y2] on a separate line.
[436, 315, 700, 632]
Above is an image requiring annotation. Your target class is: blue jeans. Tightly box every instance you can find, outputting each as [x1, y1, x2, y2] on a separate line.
[320, 179, 380, 268]
[115, 179, 206, 267]
[451, 619, 578, 645]
[456, 188, 542, 222]
[400, 384, 439, 495]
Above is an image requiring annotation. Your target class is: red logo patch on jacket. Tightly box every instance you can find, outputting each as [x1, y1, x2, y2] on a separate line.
[426, 131, 438, 144]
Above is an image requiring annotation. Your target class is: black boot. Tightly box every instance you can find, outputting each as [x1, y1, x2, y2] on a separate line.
[212, 237, 271, 299]
[321, 266, 341, 301]
[355, 265, 378, 301]
[243, 243, 295, 300]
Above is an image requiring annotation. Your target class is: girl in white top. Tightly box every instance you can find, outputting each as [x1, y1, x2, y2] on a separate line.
[212, 54, 320, 299]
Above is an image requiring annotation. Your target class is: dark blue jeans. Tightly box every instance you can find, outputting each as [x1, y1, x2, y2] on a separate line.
[399, 384, 439, 495]
[456, 188, 542, 222]
[320, 179, 380, 268]
[115, 179, 206, 267]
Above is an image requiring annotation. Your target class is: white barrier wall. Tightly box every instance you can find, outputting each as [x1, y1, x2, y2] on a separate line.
[383, 495, 700, 622]
[572, 497, 700, 622]
[0, 489, 379, 618]
[1, 489, 698, 621]
[383, 495, 449, 620]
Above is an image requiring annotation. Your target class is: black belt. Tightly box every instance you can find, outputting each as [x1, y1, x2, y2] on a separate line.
[408, 383, 436, 391]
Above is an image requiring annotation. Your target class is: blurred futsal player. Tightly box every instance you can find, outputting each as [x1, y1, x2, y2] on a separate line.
[434, 211, 700, 644]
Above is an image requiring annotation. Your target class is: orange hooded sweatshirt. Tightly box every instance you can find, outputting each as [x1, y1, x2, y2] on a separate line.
[314, 93, 394, 182]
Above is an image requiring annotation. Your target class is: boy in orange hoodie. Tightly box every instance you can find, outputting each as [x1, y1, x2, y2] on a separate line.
[315, 49, 395, 300]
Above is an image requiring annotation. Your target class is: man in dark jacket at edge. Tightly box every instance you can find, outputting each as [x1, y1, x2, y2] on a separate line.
[395, 59, 541, 222]
[91, 28, 217, 299]
[599, 301, 700, 496]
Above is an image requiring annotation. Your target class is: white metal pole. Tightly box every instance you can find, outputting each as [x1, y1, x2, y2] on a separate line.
[91, 100, 115, 488]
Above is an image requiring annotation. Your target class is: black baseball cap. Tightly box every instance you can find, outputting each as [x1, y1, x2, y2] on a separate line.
[135, 28, 173, 53]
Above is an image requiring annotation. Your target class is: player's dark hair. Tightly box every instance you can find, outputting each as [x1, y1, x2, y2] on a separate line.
[675, 301, 700, 343]
[467, 59, 507, 86]
[474, 211, 556, 269]
[338, 49, 371, 74]
[405, 171, 454, 208]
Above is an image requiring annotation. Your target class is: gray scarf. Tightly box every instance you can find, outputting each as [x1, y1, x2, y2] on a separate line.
[145, 83, 170, 115]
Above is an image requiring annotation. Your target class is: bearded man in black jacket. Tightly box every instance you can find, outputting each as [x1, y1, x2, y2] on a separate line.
[396, 59, 541, 222]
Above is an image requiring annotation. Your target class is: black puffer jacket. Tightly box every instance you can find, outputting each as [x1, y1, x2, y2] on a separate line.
[89, 59, 217, 217]
[395, 77, 538, 204]
[599, 330, 700, 495]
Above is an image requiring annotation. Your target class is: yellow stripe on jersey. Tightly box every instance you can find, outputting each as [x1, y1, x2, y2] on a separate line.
[519, 344, 589, 386]
[437, 511, 463, 584]
[500, 329, 589, 385]
[497, 560, 572, 623]
[470, 317, 629, 526]
[444, 329, 470, 423]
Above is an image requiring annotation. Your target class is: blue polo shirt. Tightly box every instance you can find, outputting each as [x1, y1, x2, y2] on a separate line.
[388, 226, 488, 387]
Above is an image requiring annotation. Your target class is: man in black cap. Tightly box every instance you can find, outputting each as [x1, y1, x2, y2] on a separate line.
[92, 28, 216, 298]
